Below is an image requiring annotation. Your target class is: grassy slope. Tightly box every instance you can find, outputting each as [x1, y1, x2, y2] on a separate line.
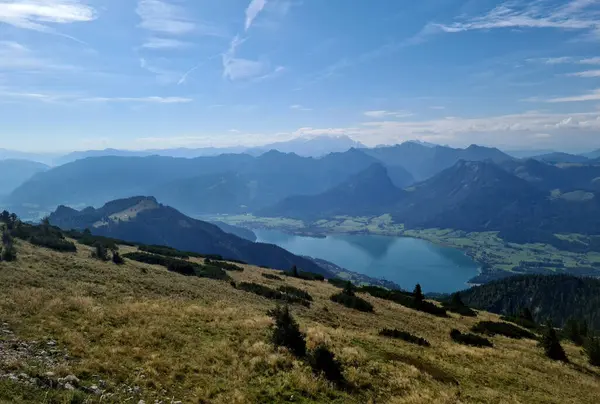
[0, 240, 599, 403]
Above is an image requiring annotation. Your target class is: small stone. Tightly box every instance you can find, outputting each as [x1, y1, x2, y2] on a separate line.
[46, 340, 56, 346]
[18, 373, 28, 379]
[63, 374, 80, 385]
[45, 371, 55, 378]
[64, 382, 75, 391]
[138, 401, 146, 404]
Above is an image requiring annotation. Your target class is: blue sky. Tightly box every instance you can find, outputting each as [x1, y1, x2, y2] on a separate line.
[1, 0, 600, 152]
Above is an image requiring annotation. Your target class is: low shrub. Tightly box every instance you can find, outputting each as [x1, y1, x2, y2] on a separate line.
[359, 285, 447, 318]
[268, 305, 306, 357]
[328, 278, 351, 288]
[450, 329, 493, 348]
[1, 245, 17, 262]
[278, 285, 313, 302]
[238, 282, 309, 306]
[140, 244, 191, 259]
[262, 273, 283, 281]
[310, 345, 345, 385]
[123, 252, 229, 281]
[29, 236, 77, 252]
[442, 293, 477, 317]
[330, 291, 373, 313]
[499, 315, 538, 331]
[379, 328, 431, 347]
[284, 266, 325, 281]
[92, 242, 109, 261]
[471, 321, 537, 340]
[112, 251, 125, 265]
[207, 259, 244, 272]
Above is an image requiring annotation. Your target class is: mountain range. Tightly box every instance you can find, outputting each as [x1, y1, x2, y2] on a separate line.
[0, 159, 49, 197]
[3, 143, 509, 216]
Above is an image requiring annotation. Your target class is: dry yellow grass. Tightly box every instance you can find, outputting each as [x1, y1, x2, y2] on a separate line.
[0, 239, 599, 403]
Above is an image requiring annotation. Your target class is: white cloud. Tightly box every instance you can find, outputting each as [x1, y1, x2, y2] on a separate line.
[83, 96, 192, 104]
[430, 106, 446, 110]
[142, 37, 191, 49]
[567, 70, 600, 77]
[245, 0, 267, 31]
[364, 110, 414, 119]
[580, 57, 600, 64]
[546, 89, 600, 102]
[136, 0, 223, 37]
[0, 40, 75, 70]
[0, 0, 96, 32]
[290, 104, 311, 111]
[222, 55, 269, 80]
[437, 0, 600, 37]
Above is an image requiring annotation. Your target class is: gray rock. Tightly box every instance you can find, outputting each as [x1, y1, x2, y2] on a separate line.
[64, 382, 75, 391]
[63, 374, 80, 385]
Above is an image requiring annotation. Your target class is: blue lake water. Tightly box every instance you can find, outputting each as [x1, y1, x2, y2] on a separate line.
[254, 229, 479, 293]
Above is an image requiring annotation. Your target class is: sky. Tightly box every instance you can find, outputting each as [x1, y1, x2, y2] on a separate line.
[1, 0, 600, 152]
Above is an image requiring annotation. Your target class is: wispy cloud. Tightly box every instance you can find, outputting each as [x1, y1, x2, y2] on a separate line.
[137, 0, 224, 38]
[364, 110, 414, 119]
[528, 56, 575, 64]
[581, 57, 600, 64]
[141, 37, 191, 49]
[245, 0, 267, 31]
[437, 0, 600, 37]
[546, 89, 600, 102]
[0, 40, 76, 71]
[290, 104, 311, 111]
[83, 96, 192, 104]
[566, 69, 600, 77]
[0, 0, 96, 31]
[139, 57, 181, 85]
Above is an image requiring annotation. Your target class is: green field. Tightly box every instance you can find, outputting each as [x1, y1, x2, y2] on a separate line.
[209, 214, 600, 282]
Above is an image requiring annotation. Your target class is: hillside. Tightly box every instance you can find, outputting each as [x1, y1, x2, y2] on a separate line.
[363, 143, 512, 181]
[460, 275, 600, 329]
[260, 164, 405, 220]
[1, 237, 599, 403]
[6, 149, 384, 215]
[0, 159, 48, 197]
[532, 152, 590, 164]
[48, 197, 328, 276]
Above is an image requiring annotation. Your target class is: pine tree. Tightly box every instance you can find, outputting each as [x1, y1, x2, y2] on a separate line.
[520, 307, 534, 323]
[539, 321, 568, 362]
[268, 305, 306, 358]
[93, 242, 109, 261]
[451, 292, 464, 307]
[343, 281, 356, 297]
[584, 337, 600, 367]
[563, 317, 584, 346]
[112, 250, 125, 265]
[291, 265, 299, 278]
[413, 284, 424, 304]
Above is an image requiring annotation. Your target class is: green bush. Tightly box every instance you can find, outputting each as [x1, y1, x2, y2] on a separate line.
[262, 273, 283, 281]
[13, 222, 76, 253]
[379, 328, 431, 347]
[208, 259, 244, 272]
[310, 345, 345, 385]
[29, 236, 77, 252]
[92, 242, 109, 261]
[268, 306, 306, 358]
[359, 285, 447, 318]
[112, 250, 125, 265]
[284, 267, 325, 281]
[123, 252, 229, 281]
[562, 318, 588, 346]
[450, 329, 493, 348]
[238, 282, 309, 307]
[328, 278, 351, 288]
[278, 285, 313, 302]
[499, 315, 538, 331]
[1, 245, 17, 262]
[443, 293, 477, 317]
[471, 321, 537, 340]
[331, 291, 373, 313]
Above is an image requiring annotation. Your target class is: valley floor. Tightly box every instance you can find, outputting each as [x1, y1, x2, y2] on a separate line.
[1, 240, 599, 403]
[208, 214, 600, 284]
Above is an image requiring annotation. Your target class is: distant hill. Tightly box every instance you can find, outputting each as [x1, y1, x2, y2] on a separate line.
[499, 158, 600, 193]
[0, 149, 58, 165]
[0, 159, 49, 197]
[363, 143, 513, 181]
[531, 152, 590, 164]
[6, 149, 386, 215]
[48, 196, 328, 275]
[54, 135, 366, 165]
[582, 149, 600, 160]
[460, 274, 600, 329]
[260, 164, 405, 220]
[209, 221, 257, 242]
[503, 149, 556, 159]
